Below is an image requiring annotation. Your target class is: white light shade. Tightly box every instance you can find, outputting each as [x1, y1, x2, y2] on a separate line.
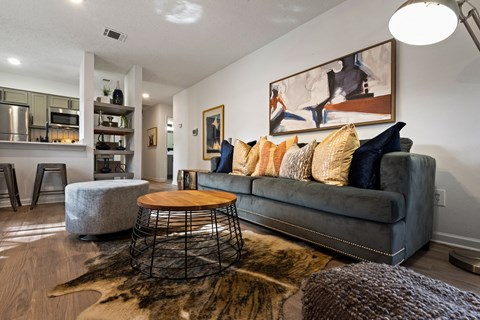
[389, 0, 460, 46]
[7, 58, 21, 65]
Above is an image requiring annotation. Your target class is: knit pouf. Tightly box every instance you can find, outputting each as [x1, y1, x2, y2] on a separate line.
[65, 179, 149, 236]
[302, 262, 480, 320]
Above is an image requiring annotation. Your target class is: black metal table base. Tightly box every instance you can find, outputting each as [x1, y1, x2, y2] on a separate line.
[129, 204, 243, 279]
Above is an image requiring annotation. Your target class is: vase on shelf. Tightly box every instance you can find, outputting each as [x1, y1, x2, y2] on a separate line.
[112, 81, 124, 105]
[97, 111, 104, 126]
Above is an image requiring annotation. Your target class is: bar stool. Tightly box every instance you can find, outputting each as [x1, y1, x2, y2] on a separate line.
[0, 164, 21, 211]
[30, 163, 67, 209]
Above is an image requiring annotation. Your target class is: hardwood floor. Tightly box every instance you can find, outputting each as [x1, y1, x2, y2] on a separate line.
[0, 180, 478, 319]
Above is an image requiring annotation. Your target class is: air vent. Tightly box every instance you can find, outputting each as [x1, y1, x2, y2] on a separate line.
[103, 27, 127, 42]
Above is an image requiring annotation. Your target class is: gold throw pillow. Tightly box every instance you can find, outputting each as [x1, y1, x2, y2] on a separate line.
[231, 137, 266, 176]
[312, 124, 360, 186]
[252, 135, 298, 177]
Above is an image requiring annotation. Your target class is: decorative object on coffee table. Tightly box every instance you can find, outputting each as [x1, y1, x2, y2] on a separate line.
[130, 190, 243, 279]
[202, 104, 224, 160]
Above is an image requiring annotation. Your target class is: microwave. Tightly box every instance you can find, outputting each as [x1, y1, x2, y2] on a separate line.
[49, 107, 79, 128]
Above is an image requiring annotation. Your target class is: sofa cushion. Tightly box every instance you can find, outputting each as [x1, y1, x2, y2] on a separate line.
[252, 135, 298, 177]
[198, 172, 259, 195]
[349, 122, 406, 189]
[216, 140, 234, 173]
[232, 138, 264, 176]
[312, 124, 360, 186]
[279, 140, 317, 181]
[251, 177, 405, 224]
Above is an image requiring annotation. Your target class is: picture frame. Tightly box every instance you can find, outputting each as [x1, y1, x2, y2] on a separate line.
[269, 39, 396, 135]
[147, 127, 157, 147]
[202, 105, 224, 160]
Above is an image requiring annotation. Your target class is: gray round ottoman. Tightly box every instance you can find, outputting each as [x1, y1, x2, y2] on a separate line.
[65, 179, 149, 239]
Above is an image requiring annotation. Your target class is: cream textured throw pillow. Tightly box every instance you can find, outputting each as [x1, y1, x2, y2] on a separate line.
[312, 124, 360, 186]
[252, 135, 298, 177]
[279, 140, 317, 181]
[231, 137, 266, 176]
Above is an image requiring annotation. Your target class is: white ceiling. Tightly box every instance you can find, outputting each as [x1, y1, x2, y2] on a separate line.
[0, 0, 346, 106]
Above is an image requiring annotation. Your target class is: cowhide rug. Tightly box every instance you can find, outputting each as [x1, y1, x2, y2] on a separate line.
[49, 230, 331, 320]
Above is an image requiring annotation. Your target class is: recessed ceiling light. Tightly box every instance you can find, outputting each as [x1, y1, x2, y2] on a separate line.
[7, 58, 21, 66]
[142, 93, 150, 99]
[70, 0, 84, 4]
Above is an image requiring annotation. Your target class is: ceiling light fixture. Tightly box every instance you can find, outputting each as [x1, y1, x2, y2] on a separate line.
[142, 93, 150, 99]
[389, 0, 480, 52]
[7, 58, 21, 66]
[70, 0, 84, 4]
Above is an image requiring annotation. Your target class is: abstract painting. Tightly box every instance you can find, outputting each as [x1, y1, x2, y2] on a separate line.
[269, 39, 396, 135]
[202, 105, 224, 160]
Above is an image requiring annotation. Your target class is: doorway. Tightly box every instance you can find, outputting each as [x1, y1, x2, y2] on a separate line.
[167, 117, 174, 179]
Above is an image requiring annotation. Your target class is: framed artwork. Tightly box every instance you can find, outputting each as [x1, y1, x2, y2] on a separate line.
[269, 39, 396, 135]
[147, 127, 157, 147]
[202, 105, 224, 160]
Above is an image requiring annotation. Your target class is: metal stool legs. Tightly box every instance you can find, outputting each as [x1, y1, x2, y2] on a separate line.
[0, 164, 21, 211]
[30, 163, 67, 209]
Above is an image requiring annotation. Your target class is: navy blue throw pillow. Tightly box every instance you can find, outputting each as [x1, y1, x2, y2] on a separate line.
[216, 140, 234, 173]
[348, 122, 406, 189]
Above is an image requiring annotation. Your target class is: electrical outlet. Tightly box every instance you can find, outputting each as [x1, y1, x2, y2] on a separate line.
[434, 189, 446, 207]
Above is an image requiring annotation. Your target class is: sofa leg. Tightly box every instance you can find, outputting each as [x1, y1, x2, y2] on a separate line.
[421, 241, 431, 251]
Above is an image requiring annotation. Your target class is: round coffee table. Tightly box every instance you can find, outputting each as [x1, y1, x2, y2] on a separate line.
[130, 190, 243, 279]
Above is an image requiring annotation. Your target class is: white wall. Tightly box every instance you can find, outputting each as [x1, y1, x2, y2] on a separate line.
[142, 103, 173, 181]
[0, 72, 78, 97]
[173, 0, 480, 250]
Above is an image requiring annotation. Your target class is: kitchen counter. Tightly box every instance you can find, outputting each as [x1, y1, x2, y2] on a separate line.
[0, 140, 92, 208]
[0, 140, 87, 150]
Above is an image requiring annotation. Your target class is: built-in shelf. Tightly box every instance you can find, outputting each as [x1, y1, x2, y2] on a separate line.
[94, 172, 134, 180]
[93, 99, 136, 181]
[94, 126, 134, 135]
[94, 101, 134, 116]
[94, 150, 134, 155]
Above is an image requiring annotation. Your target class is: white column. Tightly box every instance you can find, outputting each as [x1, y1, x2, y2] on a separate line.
[79, 52, 95, 180]
[125, 65, 143, 179]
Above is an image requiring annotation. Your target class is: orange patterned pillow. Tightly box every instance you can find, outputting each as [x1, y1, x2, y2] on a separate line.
[252, 135, 298, 177]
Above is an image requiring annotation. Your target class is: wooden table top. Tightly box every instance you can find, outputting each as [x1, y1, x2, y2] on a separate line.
[137, 190, 237, 211]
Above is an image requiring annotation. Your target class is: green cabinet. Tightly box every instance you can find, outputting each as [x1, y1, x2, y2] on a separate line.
[31, 93, 48, 126]
[0, 87, 29, 105]
[70, 99, 80, 110]
[48, 95, 79, 110]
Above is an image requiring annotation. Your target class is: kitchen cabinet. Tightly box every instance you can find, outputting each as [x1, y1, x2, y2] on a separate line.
[93, 101, 135, 180]
[0, 88, 29, 105]
[70, 99, 80, 110]
[30, 93, 48, 126]
[48, 95, 79, 110]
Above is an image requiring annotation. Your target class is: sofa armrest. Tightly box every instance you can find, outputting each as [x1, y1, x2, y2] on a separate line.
[380, 152, 436, 259]
[210, 156, 220, 173]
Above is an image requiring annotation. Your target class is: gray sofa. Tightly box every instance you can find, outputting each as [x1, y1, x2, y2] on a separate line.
[198, 150, 436, 265]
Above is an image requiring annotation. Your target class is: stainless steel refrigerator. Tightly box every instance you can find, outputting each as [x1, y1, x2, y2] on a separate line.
[0, 103, 29, 141]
